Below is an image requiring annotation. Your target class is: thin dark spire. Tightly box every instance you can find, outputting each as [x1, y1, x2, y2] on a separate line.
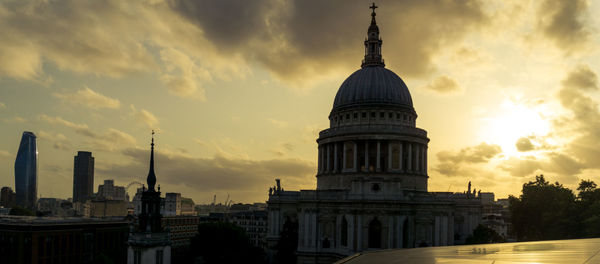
[362, 3, 385, 68]
[147, 130, 157, 191]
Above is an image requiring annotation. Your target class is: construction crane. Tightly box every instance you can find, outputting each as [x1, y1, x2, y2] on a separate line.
[224, 194, 230, 206]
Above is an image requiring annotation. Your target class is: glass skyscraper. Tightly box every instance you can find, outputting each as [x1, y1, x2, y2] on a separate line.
[14, 131, 38, 209]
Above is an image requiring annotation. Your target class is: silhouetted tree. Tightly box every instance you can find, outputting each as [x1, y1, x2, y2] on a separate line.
[509, 175, 576, 241]
[465, 225, 505, 244]
[574, 179, 600, 237]
[274, 217, 298, 264]
[9, 206, 34, 216]
[188, 222, 266, 264]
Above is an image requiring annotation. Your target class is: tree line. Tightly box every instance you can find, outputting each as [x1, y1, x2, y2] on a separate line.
[509, 174, 600, 241]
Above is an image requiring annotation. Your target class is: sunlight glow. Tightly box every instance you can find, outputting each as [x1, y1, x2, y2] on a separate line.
[479, 98, 551, 158]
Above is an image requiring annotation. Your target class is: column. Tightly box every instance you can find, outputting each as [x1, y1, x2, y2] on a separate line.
[407, 143, 412, 171]
[318, 147, 323, 173]
[415, 145, 420, 172]
[441, 215, 448, 246]
[399, 142, 403, 170]
[423, 145, 427, 174]
[343, 143, 347, 170]
[357, 215, 363, 250]
[326, 144, 331, 172]
[353, 142, 358, 171]
[434, 216, 440, 247]
[334, 143, 338, 173]
[388, 142, 392, 170]
[376, 141, 381, 171]
[364, 141, 369, 172]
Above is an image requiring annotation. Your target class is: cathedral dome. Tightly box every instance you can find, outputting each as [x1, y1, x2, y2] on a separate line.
[332, 66, 413, 112]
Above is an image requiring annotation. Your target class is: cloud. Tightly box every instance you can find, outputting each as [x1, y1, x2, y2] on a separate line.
[499, 152, 583, 180]
[0, 149, 11, 159]
[39, 114, 96, 137]
[0, 102, 5, 109]
[53, 86, 121, 109]
[3, 116, 26, 123]
[159, 48, 209, 100]
[38, 131, 71, 151]
[516, 137, 535, 152]
[39, 114, 136, 151]
[0, 0, 491, 89]
[268, 118, 288, 129]
[421, 75, 462, 94]
[130, 105, 159, 129]
[537, 0, 591, 53]
[435, 142, 502, 176]
[0, 0, 158, 81]
[97, 147, 315, 202]
[555, 65, 600, 168]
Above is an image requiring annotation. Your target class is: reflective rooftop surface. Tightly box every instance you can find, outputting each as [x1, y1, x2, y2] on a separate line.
[335, 238, 600, 264]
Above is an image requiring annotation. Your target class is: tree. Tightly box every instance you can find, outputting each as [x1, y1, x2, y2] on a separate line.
[188, 222, 266, 264]
[574, 179, 600, 237]
[465, 225, 505, 244]
[9, 206, 34, 216]
[273, 217, 298, 264]
[509, 175, 576, 241]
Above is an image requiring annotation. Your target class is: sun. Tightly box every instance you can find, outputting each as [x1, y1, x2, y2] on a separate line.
[479, 98, 552, 158]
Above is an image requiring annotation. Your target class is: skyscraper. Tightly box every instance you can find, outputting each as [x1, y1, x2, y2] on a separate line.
[14, 131, 38, 209]
[73, 151, 94, 203]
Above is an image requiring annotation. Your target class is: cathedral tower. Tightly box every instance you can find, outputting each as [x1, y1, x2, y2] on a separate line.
[127, 131, 171, 264]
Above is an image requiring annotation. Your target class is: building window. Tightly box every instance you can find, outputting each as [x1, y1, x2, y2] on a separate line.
[134, 249, 141, 264]
[345, 142, 354, 169]
[396, 113, 400, 119]
[380, 112, 384, 118]
[341, 216, 348, 247]
[353, 113, 358, 119]
[369, 218, 382, 248]
[346, 114, 350, 120]
[362, 112, 367, 118]
[388, 113, 393, 118]
[156, 249, 164, 264]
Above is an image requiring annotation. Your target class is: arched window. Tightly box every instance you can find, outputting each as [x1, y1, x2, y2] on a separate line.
[345, 142, 354, 169]
[341, 216, 348, 247]
[368, 218, 382, 248]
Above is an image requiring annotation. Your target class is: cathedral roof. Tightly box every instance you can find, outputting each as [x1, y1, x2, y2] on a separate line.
[332, 66, 413, 111]
[331, 5, 413, 113]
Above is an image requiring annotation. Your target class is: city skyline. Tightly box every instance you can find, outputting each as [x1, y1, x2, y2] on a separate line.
[1, 0, 600, 204]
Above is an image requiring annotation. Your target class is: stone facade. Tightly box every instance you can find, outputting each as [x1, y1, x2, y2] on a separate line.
[266, 6, 483, 264]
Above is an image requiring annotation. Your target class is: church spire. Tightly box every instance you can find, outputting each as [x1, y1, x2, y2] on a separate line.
[147, 130, 157, 191]
[362, 3, 385, 68]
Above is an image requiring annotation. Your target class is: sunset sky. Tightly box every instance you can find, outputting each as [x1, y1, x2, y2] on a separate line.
[1, 0, 599, 204]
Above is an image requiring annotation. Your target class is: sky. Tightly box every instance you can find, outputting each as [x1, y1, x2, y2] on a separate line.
[0, 0, 599, 204]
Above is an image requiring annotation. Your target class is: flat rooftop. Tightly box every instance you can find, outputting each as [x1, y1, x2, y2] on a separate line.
[336, 238, 600, 264]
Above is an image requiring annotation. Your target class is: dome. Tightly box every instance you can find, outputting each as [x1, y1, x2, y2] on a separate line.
[332, 66, 413, 112]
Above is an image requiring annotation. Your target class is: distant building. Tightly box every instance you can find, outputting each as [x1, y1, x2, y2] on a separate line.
[163, 193, 181, 216]
[480, 194, 513, 240]
[90, 200, 129, 217]
[180, 198, 195, 216]
[73, 151, 94, 203]
[0, 186, 16, 208]
[97, 180, 128, 201]
[127, 133, 171, 264]
[14, 131, 38, 209]
[230, 210, 268, 248]
[161, 216, 202, 249]
[0, 216, 129, 264]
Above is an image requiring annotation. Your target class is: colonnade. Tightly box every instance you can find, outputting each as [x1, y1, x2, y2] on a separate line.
[317, 140, 427, 175]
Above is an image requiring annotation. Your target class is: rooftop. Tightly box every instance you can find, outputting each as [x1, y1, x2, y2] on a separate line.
[335, 238, 600, 264]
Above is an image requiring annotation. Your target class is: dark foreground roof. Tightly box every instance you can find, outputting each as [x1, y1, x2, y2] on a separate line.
[336, 238, 600, 264]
